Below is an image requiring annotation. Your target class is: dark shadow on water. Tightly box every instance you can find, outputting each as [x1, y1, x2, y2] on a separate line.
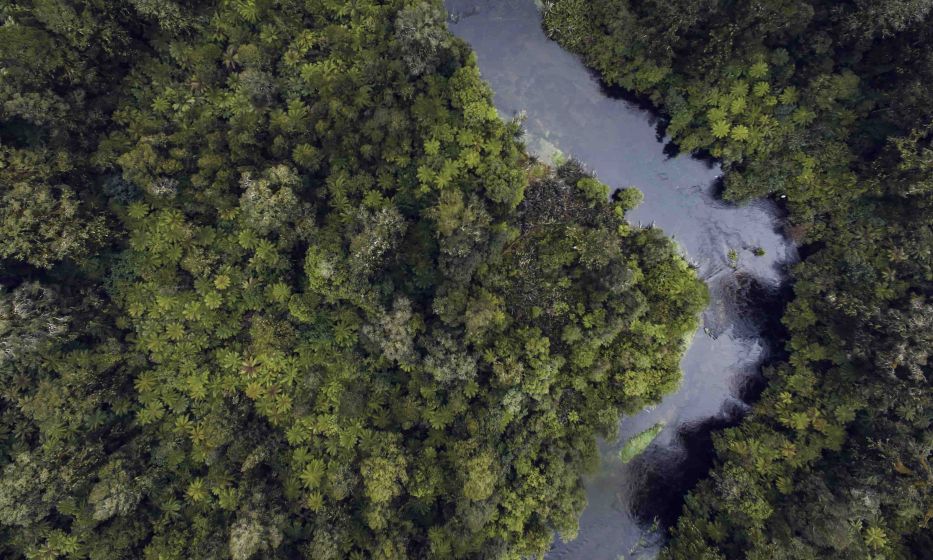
[597, 79, 726, 171]
[736, 278, 793, 404]
[710, 272, 790, 339]
[628, 274, 793, 535]
[596, 80, 665, 132]
[597, 77, 683, 161]
[628, 409, 743, 529]
[710, 176, 731, 205]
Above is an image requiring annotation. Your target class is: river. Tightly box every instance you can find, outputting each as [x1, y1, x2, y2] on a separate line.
[444, 1, 799, 558]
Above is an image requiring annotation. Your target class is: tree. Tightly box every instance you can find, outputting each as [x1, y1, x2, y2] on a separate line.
[394, 2, 453, 77]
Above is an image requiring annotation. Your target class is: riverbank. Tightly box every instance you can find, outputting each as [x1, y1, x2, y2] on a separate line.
[446, 1, 797, 557]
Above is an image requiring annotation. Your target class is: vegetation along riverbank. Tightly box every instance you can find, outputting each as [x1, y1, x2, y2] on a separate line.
[543, 0, 932, 557]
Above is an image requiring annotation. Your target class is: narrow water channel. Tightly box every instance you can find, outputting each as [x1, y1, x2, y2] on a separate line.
[445, 1, 799, 558]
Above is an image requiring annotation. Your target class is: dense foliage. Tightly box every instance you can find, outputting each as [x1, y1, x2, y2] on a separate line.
[542, 0, 933, 558]
[0, 0, 706, 558]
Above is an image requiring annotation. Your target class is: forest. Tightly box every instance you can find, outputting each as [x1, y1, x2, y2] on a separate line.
[0, 0, 710, 558]
[543, 0, 932, 558]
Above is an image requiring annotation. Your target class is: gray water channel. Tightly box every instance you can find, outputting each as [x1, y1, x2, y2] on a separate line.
[445, 1, 799, 558]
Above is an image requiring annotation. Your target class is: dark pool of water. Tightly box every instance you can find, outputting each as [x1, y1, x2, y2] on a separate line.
[445, 1, 799, 558]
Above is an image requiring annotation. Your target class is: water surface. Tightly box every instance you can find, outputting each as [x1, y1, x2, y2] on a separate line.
[446, 1, 798, 558]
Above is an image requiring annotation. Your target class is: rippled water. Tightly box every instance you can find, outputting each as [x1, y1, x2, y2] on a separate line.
[445, 1, 799, 558]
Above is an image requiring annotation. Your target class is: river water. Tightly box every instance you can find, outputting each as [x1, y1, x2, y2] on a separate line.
[445, 1, 798, 558]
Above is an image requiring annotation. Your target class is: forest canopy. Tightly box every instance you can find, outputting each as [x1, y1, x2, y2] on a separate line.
[0, 1, 706, 558]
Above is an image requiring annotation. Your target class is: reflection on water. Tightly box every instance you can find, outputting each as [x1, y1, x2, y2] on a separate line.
[445, 0, 798, 558]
